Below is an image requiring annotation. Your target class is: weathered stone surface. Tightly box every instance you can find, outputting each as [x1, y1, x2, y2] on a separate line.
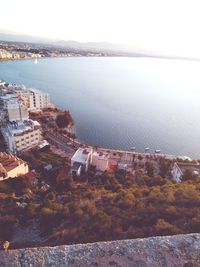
[0, 233, 200, 267]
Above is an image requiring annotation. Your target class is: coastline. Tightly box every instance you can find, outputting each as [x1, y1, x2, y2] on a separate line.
[0, 78, 195, 161]
[1, 53, 200, 63]
[0, 64, 199, 160]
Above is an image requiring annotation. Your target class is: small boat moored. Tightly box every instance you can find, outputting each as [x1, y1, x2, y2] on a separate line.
[155, 149, 161, 153]
[130, 146, 136, 151]
[145, 147, 150, 151]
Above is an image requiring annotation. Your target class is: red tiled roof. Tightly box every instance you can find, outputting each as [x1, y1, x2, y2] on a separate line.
[0, 152, 25, 172]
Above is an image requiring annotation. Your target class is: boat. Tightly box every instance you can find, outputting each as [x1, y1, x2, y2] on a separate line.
[145, 147, 150, 151]
[155, 150, 161, 153]
[34, 58, 38, 64]
[130, 146, 136, 151]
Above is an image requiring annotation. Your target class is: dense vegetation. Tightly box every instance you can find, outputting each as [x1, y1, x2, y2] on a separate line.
[0, 163, 200, 249]
[21, 150, 68, 171]
[55, 111, 73, 129]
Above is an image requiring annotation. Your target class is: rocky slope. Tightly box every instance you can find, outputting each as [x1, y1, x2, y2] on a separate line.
[0, 233, 200, 267]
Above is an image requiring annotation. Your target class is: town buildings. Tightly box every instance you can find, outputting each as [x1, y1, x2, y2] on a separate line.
[0, 83, 46, 154]
[14, 87, 51, 112]
[0, 48, 42, 60]
[71, 148, 119, 175]
[0, 49, 13, 60]
[0, 152, 29, 181]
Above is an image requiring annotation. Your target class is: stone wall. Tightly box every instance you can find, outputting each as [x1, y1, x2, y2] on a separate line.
[0, 233, 200, 267]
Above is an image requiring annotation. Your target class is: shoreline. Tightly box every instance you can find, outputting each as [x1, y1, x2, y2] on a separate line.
[0, 78, 197, 161]
[64, 129, 188, 161]
[1, 54, 200, 64]
[0, 79, 195, 161]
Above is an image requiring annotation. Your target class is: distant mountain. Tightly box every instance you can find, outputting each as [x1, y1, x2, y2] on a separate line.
[0, 30, 135, 54]
[0, 30, 54, 44]
[55, 40, 136, 53]
[0, 30, 199, 60]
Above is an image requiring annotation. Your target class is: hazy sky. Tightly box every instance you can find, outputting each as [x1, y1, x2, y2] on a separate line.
[1, 0, 200, 57]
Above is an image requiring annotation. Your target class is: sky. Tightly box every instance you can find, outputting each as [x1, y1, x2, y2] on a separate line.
[1, 0, 200, 57]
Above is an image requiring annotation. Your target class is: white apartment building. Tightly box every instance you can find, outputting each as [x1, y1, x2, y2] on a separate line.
[7, 99, 29, 122]
[16, 87, 51, 112]
[31, 88, 50, 111]
[16, 89, 35, 111]
[1, 120, 42, 154]
[0, 93, 29, 123]
[1, 83, 51, 112]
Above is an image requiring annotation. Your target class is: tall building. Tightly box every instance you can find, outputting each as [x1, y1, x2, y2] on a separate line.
[16, 87, 51, 112]
[0, 93, 28, 124]
[1, 120, 42, 154]
[31, 88, 50, 111]
[0, 91, 43, 154]
[0, 83, 48, 154]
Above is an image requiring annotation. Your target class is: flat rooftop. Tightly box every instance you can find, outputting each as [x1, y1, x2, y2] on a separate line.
[92, 151, 109, 160]
[3, 120, 41, 136]
[71, 147, 92, 164]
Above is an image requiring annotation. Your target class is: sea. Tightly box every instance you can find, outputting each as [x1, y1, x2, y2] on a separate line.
[0, 56, 200, 158]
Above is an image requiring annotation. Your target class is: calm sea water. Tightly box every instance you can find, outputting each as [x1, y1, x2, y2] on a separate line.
[0, 57, 200, 158]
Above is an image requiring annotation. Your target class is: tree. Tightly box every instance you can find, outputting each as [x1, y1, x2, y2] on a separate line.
[159, 159, 170, 177]
[155, 219, 175, 235]
[145, 162, 154, 177]
[56, 111, 73, 128]
[182, 169, 198, 181]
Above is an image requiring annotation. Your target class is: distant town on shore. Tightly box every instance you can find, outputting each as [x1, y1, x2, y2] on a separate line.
[0, 40, 137, 61]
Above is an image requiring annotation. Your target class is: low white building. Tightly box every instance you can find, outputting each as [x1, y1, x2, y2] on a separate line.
[0, 152, 29, 181]
[91, 151, 109, 172]
[71, 147, 93, 176]
[171, 162, 200, 182]
[1, 120, 42, 154]
[171, 162, 183, 182]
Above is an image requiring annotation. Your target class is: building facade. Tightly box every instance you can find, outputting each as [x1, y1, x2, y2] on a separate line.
[71, 147, 93, 176]
[1, 120, 42, 154]
[0, 93, 29, 123]
[91, 151, 109, 172]
[0, 152, 29, 181]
